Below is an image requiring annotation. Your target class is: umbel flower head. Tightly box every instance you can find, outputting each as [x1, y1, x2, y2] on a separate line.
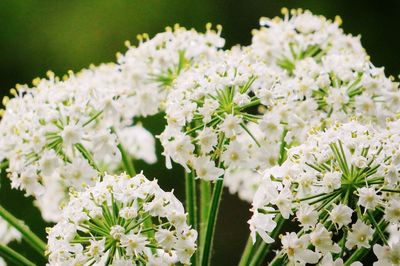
[117, 24, 225, 117]
[47, 173, 197, 266]
[249, 121, 400, 265]
[0, 66, 156, 222]
[0, 24, 223, 222]
[222, 10, 400, 202]
[251, 8, 365, 73]
[160, 47, 286, 181]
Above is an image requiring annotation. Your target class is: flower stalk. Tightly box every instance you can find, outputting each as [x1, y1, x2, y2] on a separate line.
[200, 178, 224, 266]
[0, 244, 36, 266]
[0, 205, 46, 256]
[185, 170, 198, 265]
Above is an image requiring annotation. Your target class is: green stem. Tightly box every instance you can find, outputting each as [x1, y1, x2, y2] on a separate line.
[185, 171, 198, 266]
[110, 127, 136, 176]
[238, 236, 260, 266]
[74, 143, 100, 172]
[0, 244, 36, 266]
[200, 178, 224, 266]
[278, 128, 288, 165]
[249, 214, 284, 266]
[199, 180, 211, 259]
[117, 142, 136, 176]
[0, 205, 46, 256]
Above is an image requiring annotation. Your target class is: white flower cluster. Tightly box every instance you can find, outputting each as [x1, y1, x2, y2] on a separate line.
[160, 10, 400, 204]
[251, 8, 365, 72]
[0, 66, 152, 222]
[249, 121, 400, 265]
[160, 47, 286, 181]
[0, 26, 224, 222]
[226, 9, 399, 201]
[117, 24, 225, 117]
[47, 173, 197, 266]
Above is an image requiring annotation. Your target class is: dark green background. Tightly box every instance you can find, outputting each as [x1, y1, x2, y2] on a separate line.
[0, 1, 399, 265]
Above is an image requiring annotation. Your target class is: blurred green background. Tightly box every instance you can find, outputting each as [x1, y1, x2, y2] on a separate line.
[0, 0, 399, 265]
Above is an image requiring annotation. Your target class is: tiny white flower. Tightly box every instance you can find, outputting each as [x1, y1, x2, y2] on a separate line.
[346, 220, 374, 249]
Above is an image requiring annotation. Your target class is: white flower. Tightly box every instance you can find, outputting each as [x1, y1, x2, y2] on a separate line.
[322, 171, 341, 192]
[310, 223, 340, 254]
[219, 114, 243, 138]
[117, 125, 157, 164]
[281, 232, 320, 265]
[120, 232, 149, 257]
[373, 242, 400, 266]
[196, 127, 218, 154]
[346, 220, 374, 249]
[384, 199, 400, 223]
[61, 124, 83, 146]
[330, 204, 353, 229]
[296, 204, 318, 230]
[192, 156, 224, 182]
[221, 141, 247, 168]
[358, 187, 381, 210]
[248, 210, 276, 243]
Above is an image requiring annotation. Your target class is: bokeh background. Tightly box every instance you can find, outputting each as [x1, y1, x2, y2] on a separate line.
[0, 0, 399, 265]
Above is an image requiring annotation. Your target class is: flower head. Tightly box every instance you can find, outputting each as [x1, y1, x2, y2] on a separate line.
[47, 173, 197, 265]
[250, 121, 400, 263]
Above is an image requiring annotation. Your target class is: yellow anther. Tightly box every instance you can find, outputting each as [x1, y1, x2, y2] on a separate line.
[0, 109, 4, 117]
[136, 34, 143, 42]
[216, 24, 222, 33]
[165, 26, 172, 32]
[206, 22, 212, 31]
[46, 70, 54, 78]
[335, 15, 343, 26]
[272, 16, 280, 23]
[281, 7, 289, 15]
[2, 96, 9, 106]
[32, 77, 41, 86]
[142, 33, 149, 40]
[9, 88, 17, 96]
[116, 52, 122, 60]
[174, 23, 180, 30]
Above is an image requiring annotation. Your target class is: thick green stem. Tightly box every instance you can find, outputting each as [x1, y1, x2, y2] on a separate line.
[0, 205, 46, 256]
[185, 171, 198, 265]
[199, 180, 211, 257]
[249, 214, 284, 266]
[238, 236, 260, 266]
[0, 244, 35, 266]
[200, 178, 224, 266]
